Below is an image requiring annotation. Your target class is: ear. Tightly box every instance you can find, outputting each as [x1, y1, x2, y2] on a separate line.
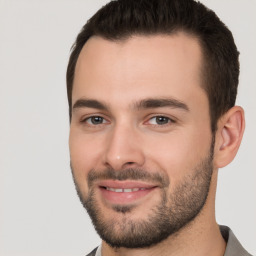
[214, 106, 245, 168]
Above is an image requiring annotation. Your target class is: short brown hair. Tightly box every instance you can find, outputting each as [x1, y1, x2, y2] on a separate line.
[66, 0, 239, 132]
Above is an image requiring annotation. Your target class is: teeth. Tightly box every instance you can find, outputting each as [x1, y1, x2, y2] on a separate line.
[106, 187, 122, 192]
[114, 188, 123, 192]
[105, 187, 145, 192]
[123, 188, 132, 192]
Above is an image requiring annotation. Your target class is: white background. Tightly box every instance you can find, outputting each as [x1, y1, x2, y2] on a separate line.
[0, 0, 255, 255]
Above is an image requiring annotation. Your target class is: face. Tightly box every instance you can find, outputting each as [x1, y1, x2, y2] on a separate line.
[69, 33, 214, 248]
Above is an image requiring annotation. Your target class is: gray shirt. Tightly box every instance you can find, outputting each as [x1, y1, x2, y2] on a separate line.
[220, 225, 252, 256]
[86, 226, 252, 256]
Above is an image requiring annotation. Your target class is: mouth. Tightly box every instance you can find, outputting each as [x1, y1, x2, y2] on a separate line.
[98, 180, 158, 205]
[104, 187, 147, 192]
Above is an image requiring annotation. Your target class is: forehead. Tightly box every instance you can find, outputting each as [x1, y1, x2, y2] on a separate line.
[73, 33, 207, 110]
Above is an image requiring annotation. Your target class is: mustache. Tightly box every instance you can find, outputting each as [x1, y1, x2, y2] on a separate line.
[87, 168, 170, 188]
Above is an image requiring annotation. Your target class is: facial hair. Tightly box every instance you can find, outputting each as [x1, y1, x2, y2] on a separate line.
[71, 140, 214, 248]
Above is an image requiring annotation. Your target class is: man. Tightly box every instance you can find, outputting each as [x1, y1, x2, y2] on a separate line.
[66, 0, 252, 255]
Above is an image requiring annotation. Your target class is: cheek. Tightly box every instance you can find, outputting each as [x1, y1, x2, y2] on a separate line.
[69, 130, 103, 182]
[144, 129, 211, 178]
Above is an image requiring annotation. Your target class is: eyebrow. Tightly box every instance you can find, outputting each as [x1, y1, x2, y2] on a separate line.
[72, 97, 189, 112]
[73, 99, 108, 111]
[134, 98, 189, 111]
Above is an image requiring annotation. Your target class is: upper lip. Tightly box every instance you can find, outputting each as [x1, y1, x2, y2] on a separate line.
[97, 180, 158, 189]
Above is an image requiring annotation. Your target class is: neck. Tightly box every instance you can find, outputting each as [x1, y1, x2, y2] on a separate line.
[101, 171, 226, 256]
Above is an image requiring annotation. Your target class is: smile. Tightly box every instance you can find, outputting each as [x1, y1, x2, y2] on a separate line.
[105, 187, 147, 193]
[98, 181, 158, 205]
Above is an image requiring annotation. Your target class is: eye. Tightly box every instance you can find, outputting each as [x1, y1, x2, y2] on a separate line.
[147, 116, 173, 125]
[83, 116, 108, 125]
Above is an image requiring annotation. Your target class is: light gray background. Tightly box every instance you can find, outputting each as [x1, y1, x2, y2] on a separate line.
[0, 0, 255, 255]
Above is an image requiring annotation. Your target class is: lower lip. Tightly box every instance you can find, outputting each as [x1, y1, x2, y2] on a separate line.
[99, 187, 156, 205]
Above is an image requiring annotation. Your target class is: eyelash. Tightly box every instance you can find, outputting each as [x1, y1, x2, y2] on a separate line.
[145, 115, 175, 127]
[81, 115, 109, 126]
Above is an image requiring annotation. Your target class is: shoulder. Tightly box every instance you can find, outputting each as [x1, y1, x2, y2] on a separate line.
[85, 247, 98, 256]
[220, 225, 253, 256]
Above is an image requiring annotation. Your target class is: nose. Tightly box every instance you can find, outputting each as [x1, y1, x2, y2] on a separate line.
[103, 123, 145, 171]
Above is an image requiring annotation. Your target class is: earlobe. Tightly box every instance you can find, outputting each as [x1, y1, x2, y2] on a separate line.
[214, 106, 245, 168]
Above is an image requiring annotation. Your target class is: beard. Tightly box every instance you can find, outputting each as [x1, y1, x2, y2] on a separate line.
[71, 139, 214, 249]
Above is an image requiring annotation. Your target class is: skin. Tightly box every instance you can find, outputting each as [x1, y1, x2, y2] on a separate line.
[69, 33, 245, 256]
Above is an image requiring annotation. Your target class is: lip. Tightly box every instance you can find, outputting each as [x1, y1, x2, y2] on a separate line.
[97, 180, 158, 205]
